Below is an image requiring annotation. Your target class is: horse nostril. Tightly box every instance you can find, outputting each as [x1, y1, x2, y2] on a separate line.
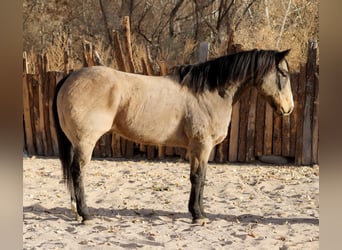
[282, 106, 294, 116]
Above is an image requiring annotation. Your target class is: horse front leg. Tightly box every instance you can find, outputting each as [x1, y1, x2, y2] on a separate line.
[188, 143, 211, 224]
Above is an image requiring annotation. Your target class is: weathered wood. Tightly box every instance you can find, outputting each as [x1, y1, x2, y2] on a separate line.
[310, 40, 319, 165]
[23, 53, 35, 155]
[43, 69, 53, 156]
[238, 89, 250, 162]
[295, 64, 307, 165]
[228, 101, 240, 161]
[145, 46, 156, 75]
[30, 75, 42, 154]
[255, 94, 265, 157]
[281, 115, 291, 157]
[246, 88, 258, 162]
[83, 40, 95, 67]
[27, 75, 37, 154]
[290, 73, 299, 157]
[112, 30, 127, 71]
[312, 68, 319, 164]
[263, 102, 273, 155]
[216, 137, 228, 162]
[37, 54, 48, 155]
[272, 113, 282, 156]
[111, 134, 123, 158]
[122, 16, 135, 73]
[302, 40, 317, 164]
[159, 61, 168, 76]
[147, 145, 156, 160]
[141, 57, 152, 75]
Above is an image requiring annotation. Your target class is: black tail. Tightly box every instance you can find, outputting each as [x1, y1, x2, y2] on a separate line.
[52, 74, 74, 193]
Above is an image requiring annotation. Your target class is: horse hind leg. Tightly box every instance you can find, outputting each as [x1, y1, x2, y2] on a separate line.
[70, 143, 94, 224]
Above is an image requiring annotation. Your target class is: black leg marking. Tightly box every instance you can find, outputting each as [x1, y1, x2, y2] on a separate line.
[71, 156, 91, 222]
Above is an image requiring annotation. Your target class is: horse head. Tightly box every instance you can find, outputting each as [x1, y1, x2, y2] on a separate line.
[257, 49, 294, 116]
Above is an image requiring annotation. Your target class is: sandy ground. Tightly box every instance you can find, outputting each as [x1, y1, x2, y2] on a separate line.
[23, 157, 319, 249]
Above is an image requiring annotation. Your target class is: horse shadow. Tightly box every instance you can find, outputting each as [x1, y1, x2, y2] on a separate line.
[24, 204, 318, 226]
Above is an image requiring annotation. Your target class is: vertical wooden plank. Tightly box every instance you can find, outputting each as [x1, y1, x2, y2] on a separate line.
[27, 75, 37, 154]
[302, 84, 313, 164]
[37, 55, 48, 155]
[238, 89, 251, 162]
[31, 74, 43, 155]
[312, 68, 319, 164]
[111, 134, 123, 158]
[215, 137, 228, 163]
[83, 40, 95, 67]
[112, 30, 127, 72]
[246, 88, 258, 162]
[289, 73, 299, 157]
[228, 101, 240, 161]
[295, 64, 306, 165]
[43, 69, 53, 156]
[272, 113, 282, 156]
[48, 71, 58, 155]
[122, 16, 135, 73]
[302, 40, 317, 165]
[147, 145, 156, 160]
[281, 115, 291, 157]
[141, 57, 153, 75]
[23, 54, 35, 155]
[255, 94, 265, 157]
[263, 102, 273, 155]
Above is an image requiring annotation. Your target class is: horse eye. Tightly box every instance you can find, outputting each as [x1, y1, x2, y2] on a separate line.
[278, 74, 288, 90]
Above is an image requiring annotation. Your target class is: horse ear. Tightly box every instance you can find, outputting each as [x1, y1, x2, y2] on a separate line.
[276, 49, 291, 64]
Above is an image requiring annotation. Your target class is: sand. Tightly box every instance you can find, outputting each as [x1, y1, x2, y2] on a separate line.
[23, 157, 319, 249]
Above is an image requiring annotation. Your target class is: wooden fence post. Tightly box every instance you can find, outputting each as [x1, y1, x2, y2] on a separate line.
[263, 102, 273, 155]
[289, 73, 299, 157]
[228, 101, 240, 161]
[112, 30, 127, 72]
[302, 40, 318, 165]
[311, 44, 319, 164]
[295, 64, 306, 164]
[23, 52, 35, 155]
[36, 54, 48, 155]
[122, 16, 135, 73]
[255, 95, 265, 158]
[83, 40, 95, 67]
[246, 88, 258, 162]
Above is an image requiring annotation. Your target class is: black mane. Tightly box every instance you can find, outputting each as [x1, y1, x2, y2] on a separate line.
[168, 49, 280, 94]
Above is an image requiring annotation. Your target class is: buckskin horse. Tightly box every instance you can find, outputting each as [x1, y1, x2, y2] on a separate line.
[53, 49, 293, 224]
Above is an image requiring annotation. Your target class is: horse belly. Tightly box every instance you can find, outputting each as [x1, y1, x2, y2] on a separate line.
[113, 109, 187, 147]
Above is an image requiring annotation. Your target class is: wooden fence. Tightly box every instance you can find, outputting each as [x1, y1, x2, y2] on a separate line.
[22, 19, 319, 165]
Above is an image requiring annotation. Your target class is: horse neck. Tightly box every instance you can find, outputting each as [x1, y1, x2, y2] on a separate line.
[227, 78, 254, 105]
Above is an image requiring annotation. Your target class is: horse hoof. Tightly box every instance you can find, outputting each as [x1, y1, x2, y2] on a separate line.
[82, 218, 94, 225]
[192, 217, 209, 225]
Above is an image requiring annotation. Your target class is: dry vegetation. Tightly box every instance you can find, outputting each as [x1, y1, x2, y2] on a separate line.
[23, 0, 318, 72]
